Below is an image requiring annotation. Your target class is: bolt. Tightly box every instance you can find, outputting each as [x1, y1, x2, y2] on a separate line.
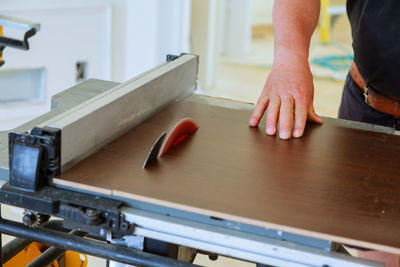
[87, 209, 100, 217]
[87, 209, 95, 215]
[208, 253, 218, 261]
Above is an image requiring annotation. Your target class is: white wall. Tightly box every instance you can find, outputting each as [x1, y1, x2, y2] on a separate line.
[124, 0, 191, 79]
[0, 0, 191, 130]
[221, 0, 252, 57]
[251, 0, 274, 26]
[191, 0, 220, 92]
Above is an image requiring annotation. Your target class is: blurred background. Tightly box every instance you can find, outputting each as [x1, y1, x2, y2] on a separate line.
[0, 0, 352, 266]
[0, 0, 351, 131]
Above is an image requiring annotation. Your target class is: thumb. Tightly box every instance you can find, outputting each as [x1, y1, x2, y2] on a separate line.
[307, 105, 323, 124]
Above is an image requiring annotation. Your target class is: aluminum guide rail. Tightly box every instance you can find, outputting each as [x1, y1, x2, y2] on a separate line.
[122, 208, 382, 267]
[0, 54, 198, 177]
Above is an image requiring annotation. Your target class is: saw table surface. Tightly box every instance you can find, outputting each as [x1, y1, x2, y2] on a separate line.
[55, 98, 400, 253]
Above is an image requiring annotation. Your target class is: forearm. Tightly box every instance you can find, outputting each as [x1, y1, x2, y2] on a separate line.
[273, 0, 320, 64]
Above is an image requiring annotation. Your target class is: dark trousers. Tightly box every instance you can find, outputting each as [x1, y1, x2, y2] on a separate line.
[338, 73, 400, 130]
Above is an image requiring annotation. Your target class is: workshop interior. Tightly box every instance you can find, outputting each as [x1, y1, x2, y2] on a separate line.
[0, 0, 398, 267]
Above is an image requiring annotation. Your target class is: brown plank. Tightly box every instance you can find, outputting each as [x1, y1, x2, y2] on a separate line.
[55, 100, 400, 253]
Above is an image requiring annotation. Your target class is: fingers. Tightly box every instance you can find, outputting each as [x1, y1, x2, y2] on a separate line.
[249, 93, 270, 127]
[292, 98, 308, 138]
[292, 103, 323, 138]
[266, 94, 281, 135]
[292, 100, 323, 138]
[278, 95, 294, 139]
[250, 86, 320, 139]
[251, 93, 320, 139]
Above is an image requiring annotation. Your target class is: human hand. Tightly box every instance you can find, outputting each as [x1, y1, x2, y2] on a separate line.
[249, 56, 322, 139]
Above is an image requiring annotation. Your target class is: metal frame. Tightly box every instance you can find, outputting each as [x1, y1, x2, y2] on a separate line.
[121, 207, 382, 267]
[0, 214, 198, 267]
[0, 202, 383, 267]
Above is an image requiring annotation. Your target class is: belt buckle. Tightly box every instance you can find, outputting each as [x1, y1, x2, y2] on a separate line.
[363, 84, 369, 104]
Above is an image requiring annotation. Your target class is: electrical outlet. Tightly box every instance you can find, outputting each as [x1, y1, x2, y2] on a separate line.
[76, 61, 87, 82]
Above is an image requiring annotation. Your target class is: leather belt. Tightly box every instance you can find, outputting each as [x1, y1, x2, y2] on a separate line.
[350, 61, 400, 119]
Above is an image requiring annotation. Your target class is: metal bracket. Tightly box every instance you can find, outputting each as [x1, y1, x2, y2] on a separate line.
[166, 54, 180, 62]
[0, 27, 38, 51]
[0, 184, 133, 238]
[166, 53, 188, 62]
[0, 15, 41, 67]
[363, 84, 369, 104]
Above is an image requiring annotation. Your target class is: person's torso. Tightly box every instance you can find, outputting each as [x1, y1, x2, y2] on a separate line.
[347, 0, 400, 98]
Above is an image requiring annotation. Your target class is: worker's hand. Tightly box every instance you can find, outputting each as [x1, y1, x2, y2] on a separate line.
[249, 55, 322, 139]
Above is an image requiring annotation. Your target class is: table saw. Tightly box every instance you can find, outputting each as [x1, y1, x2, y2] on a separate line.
[0, 54, 399, 267]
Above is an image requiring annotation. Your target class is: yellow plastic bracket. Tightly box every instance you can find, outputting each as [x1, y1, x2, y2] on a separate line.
[4, 243, 59, 267]
[3, 242, 88, 267]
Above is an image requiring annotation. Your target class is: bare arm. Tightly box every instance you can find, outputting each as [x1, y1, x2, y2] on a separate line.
[249, 0, 322, 139]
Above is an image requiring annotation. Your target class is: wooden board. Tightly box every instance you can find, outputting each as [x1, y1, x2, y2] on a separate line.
[55, 99, 400, 253]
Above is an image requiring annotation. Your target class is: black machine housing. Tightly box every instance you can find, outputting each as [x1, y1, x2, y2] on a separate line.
[0, 126, 132, 238]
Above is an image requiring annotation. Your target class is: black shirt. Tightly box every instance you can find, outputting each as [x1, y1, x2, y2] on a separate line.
[347, 0, 400, 98]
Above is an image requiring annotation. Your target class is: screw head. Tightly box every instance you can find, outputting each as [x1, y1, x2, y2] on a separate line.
[86, 209, 99, 217]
